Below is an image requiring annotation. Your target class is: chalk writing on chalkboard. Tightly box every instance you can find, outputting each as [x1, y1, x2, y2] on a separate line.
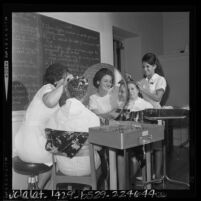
[12, 13, 100, 111]
[12, 81, 29, 111]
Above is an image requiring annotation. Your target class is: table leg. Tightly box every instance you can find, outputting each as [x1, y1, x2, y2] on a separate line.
[89, 144, 97, 190]
[142, 145, 152, 189]
[145, 145, 152, 189]
[123, 149, 129, 189]
[109, 149, 117, 190]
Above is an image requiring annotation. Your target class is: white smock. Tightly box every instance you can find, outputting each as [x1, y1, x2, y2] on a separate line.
[14, 84, 59, 165]
[46, 98, 101, 176]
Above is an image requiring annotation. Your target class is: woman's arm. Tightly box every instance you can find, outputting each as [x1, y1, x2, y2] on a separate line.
[139, 86, 164, 102]
[43, 82, 64, 108]
[43, 73, 73, 108]
[137, 79, 165, 102]
[113, 68, 122, 86]
[137, 76, 166, 103]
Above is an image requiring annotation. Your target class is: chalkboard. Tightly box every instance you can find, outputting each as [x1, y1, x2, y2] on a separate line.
[12, 81, 30, 111]
[12, 13, 100, 111]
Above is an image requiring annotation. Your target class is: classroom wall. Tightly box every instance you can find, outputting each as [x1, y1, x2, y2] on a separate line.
[39, 12, 163, 80]
[109, 12, 163, 81]
[38, 12, 114, 65]
[12, 12, 164, 189]
[159, 53, 189, 107]
[37, 12, 189, 107]
[161, 12, 189, 147]
[13, 12, 189, 189]
[163, 12, 189, 55]
[37, 12, 190, 147]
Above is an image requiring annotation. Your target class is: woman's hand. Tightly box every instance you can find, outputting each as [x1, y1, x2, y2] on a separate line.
[55, 73, 74, 88]
[55, 78, 65, 88]
[137, 79, 149, 92]
[99, 116, 109, 125]
[94, 145, 102, 151]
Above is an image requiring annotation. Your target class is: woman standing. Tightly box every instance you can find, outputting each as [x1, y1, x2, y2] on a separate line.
[14, 63, 73, 189]
[137, 52, 167, 180]
[137, 53, 166, 109]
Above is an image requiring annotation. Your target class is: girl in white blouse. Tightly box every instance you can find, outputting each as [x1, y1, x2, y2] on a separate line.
[137, 53, 167, 109]
[126, 81, 153, 111]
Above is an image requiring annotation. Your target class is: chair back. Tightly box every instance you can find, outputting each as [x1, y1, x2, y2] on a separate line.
[51, 147, 98, 190]
[45, 129, 108, 190]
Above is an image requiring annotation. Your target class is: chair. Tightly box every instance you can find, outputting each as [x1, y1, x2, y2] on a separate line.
[12, 156, 52, 189]
[51, 145, 109, 190]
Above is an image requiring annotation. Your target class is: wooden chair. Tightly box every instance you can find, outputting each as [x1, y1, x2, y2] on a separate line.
[51, 144, 108, 190]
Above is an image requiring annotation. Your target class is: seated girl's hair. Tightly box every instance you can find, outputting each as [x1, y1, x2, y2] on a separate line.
[124, 74, 142, 98]
[67, 76, 89, 100]
[124, 73, 138, 88]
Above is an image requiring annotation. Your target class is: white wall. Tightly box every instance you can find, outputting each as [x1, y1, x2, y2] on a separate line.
[107, 12, 163, 55]
[161, 12, 189, 147]
[159, 53, 189, 106]
[163, 12, 189, 55]
[124, 37, 142, 80]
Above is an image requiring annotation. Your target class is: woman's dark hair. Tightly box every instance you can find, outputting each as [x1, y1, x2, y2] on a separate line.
[93, 68, 114, 88]
[142, 53, 164, 76]
[43, 63, 70, 85]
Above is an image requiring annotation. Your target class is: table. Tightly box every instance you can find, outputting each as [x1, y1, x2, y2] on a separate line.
[143, 115, 190, 188]
[88, 121, 164, 190]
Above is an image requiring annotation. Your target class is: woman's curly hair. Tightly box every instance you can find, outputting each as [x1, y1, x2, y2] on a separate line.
[43, 63, 70, 85]
[67, 76, 89, 100]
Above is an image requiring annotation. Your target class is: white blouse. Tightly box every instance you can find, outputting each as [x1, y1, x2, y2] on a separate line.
[142, 73, 167, 108]
[126, 97, 153, 111]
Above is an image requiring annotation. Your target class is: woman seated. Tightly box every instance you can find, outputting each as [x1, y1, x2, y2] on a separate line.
[46, 76, 101, 176]
[117, 78, 154, 189]
[88, 67, 121, 121]
[14, 63, 73, 189]
[125, 80, 153, 112]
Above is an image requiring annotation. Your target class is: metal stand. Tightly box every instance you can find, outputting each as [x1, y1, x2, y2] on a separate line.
[28, 176, 39, 190]
[144, 120, 190, 188]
